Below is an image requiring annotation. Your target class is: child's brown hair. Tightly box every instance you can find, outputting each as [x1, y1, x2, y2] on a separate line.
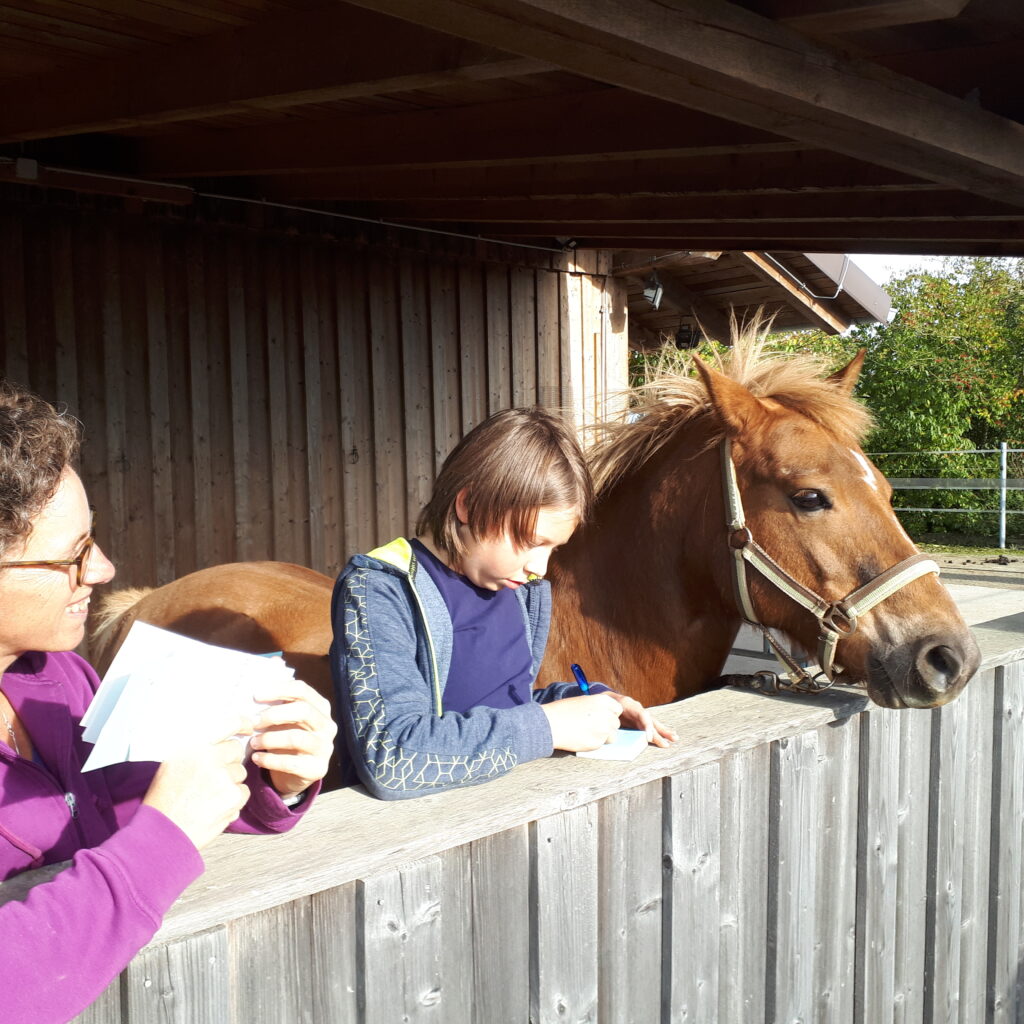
[417, 407, 593, 565]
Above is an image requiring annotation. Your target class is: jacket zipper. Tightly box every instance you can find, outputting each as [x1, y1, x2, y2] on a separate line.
[406, 552, 444, 717]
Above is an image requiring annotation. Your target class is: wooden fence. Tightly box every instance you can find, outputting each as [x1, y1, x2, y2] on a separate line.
[65, 623, 1024, 1023]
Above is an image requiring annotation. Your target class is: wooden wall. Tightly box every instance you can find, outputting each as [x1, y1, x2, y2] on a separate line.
[0, 188, 627, 586]
[61, 639, 1024, 1024]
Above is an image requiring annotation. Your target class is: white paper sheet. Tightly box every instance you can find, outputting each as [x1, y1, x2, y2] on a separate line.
[574, 729, 649, 761]
[81, 620, 295, 771]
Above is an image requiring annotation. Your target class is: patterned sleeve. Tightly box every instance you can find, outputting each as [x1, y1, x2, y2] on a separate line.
[329, 565, 553, 800]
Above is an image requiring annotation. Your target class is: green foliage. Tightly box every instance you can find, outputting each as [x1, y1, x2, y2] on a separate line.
[629, 258, 1024, 544]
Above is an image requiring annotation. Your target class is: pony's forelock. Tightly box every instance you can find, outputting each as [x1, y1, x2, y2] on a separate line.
[588, 316, 874, 497]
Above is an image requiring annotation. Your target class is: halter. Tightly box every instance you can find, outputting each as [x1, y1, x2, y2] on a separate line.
[720, 438, 940, 693]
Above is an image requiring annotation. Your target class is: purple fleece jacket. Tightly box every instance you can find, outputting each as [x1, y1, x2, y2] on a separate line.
[0, 650, 319, 1024]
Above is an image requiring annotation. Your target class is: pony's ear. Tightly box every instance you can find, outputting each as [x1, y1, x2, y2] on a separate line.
[692, 355, 762, 437]
[828, 348, 866, 395]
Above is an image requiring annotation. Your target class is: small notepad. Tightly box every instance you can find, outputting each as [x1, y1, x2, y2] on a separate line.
[575, 729, 649, 761]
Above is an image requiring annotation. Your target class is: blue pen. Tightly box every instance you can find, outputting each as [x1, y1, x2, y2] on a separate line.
[570, 663, 591, 695]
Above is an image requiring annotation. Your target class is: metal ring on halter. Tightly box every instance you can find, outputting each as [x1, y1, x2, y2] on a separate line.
[729, 527, 752, 550]
[821, 602, 859, 637]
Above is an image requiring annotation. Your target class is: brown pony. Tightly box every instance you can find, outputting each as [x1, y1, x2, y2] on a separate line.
[91, 330, 979, 720]
[540, 328, 979, 708]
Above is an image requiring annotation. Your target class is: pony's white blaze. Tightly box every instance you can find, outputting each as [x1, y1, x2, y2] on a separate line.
[851, 449, 878, 490]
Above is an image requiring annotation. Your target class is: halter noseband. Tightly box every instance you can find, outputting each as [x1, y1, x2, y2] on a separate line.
[720, 438, 940, 693]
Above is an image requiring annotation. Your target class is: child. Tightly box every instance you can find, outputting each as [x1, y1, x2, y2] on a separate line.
[329, 407, 675, 800]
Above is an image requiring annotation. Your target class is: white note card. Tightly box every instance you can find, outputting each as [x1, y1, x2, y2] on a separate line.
[575, 729, 649, 761]
[81, 620, 293, 772]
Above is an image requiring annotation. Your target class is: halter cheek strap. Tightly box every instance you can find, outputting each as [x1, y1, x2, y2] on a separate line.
[721, 438, 940, 692]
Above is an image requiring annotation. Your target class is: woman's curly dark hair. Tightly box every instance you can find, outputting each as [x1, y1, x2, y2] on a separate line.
[0, 381, 80, 557]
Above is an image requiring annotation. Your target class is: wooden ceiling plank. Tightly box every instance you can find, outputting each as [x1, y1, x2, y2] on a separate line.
[346, 0, 1024, 206]
[737, 251, 850, 334]
[0, 6, 547, 143]
[136, 89, 789, 176]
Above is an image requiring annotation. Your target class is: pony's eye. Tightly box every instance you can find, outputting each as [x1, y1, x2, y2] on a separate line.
[791, 489, 832, 511]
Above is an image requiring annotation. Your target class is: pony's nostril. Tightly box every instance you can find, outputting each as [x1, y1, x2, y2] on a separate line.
[918, 643, 961, 691]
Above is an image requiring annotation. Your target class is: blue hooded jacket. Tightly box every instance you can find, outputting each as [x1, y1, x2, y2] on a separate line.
[329, 537, 588, 800]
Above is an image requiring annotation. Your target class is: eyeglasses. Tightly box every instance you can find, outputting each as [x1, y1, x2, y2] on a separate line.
[0, 509, 96, 588]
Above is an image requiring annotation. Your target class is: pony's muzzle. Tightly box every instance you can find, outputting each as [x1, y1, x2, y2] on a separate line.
[868, 629, 981, 708]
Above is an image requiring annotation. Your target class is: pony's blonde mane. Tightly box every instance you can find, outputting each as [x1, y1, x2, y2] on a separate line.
[89, 586, 152, 649]
[588, 317, 874, 497]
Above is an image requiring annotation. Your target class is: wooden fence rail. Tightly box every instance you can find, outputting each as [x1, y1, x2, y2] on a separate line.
[67, 626, 1023, 1023]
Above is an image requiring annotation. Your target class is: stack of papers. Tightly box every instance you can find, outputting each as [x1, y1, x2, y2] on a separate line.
[81, 621, 294, 771]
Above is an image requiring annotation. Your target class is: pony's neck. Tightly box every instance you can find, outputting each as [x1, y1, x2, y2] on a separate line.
[543, 430, 739, 706]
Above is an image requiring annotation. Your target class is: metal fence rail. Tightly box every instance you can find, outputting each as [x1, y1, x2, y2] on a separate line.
[868, 443, 1024, 547]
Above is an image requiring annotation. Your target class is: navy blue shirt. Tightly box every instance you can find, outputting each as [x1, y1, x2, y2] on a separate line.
[411, 539, 535, 712]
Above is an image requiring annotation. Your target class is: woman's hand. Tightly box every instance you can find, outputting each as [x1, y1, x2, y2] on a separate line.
[143, 723, 253, 850]
[248, 679, 337, 798]
[604, 691, 677, 747]
[542, 693, 623, 752]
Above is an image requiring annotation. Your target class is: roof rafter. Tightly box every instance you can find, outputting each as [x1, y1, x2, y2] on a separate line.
[137, 89, 789, 177]
[0, 5, 552, 143]
[346, 0, 1024, 207]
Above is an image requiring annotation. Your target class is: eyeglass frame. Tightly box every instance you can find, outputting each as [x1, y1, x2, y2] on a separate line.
[0, 508, 97, 588]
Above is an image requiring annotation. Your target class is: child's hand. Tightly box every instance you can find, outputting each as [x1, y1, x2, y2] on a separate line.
[249, 679, 337, 798]
[542, 693, 622, 752]
[604, 691, 677, 747]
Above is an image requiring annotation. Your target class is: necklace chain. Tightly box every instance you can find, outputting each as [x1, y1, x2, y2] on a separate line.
[0, 696, 22, 758]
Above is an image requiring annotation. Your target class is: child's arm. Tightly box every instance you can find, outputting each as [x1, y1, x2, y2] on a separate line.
[330, 568, 555, 800]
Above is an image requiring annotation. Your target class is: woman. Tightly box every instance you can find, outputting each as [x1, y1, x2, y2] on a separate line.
[0, 381, 336, 1023]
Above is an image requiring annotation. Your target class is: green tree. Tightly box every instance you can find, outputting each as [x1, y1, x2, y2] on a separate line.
[631, 257, 1024, 542]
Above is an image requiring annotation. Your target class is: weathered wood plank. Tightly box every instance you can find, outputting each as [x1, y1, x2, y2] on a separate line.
[360, 850, 473, 1023]
[485, 263, 511, 413]
[893, 705, 933, 1024]
[597, 780, 663, 1024]
[536, 260, 561, 410]
[925, 691, 970, 1023]
[429, 260, 461, 473]
[458, 261, 487, 432]
[856, 709, 900, 1024]
[767, 730, 820, 1023]
[125, 926, 231, 1023]
[470, 825, 531, 1023]
[70, 978, 123, 1024]
[336, 251, 377, 556]
[814, 714, 858, 1024]
[666, 762, 721, 1023]
[310, 882, 360, 1024]
[229, 898, 314, 1023]
[990, 662, 1024, 1023]
[300, 245, 326, 571]
[957, 668, 994, 1023]
[399, 253, 434, 532]
[532, 803, 599, 1024]
[368, 251, 407, 540]
[719, 744, 769, 1024]
[510, 265, 537, 406]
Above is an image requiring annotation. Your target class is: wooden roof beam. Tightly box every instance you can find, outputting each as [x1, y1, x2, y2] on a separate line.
[627, 273, 734, 344]
[138, 90, 788, 177]
[348, 0, 1024, 207]
[359, 190, 1016, 223]
[763, 0, 971, 33]
[738, 252, 851, 334]
[0, 6, 552, 143]
[255, 151, 932, 202]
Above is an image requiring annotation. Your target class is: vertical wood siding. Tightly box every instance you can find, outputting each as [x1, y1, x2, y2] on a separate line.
[58, 657, 1024, 1024]
[0, 194, 625, 586]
